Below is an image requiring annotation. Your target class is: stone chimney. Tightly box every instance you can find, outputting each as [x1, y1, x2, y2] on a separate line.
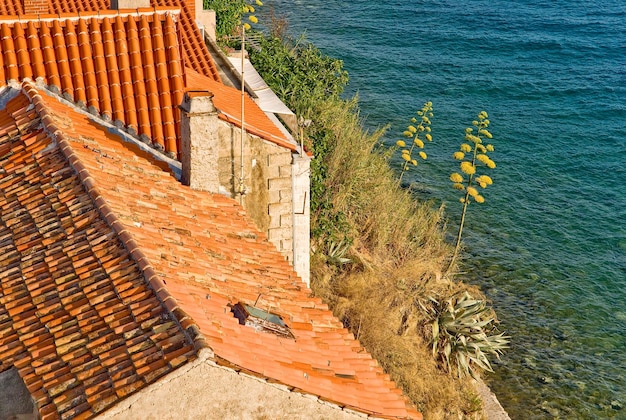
[179, 91, 220, 193]
[23, 0, 48, 14]
[110, 0, 149, 9]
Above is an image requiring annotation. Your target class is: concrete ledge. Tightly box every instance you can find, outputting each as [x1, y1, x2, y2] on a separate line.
[473, 379, 511, 420]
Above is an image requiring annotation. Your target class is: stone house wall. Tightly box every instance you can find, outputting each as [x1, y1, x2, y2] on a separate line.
[214, 120, 310, 285]
[180, 91, 310, 285]
[101, 353, 367, 420]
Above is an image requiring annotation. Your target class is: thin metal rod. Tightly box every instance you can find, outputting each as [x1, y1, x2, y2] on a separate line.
[239, 25, 246, 204]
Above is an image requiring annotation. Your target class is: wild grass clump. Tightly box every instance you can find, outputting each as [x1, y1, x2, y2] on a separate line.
[310, 98, 451, 269]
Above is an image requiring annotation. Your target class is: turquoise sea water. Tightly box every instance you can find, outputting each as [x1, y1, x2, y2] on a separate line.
[267, 0, 626, 418]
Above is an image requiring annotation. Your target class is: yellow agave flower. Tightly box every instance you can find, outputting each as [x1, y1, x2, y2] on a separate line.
[486, 144, 495, 152]
[478, 182, 487, 188]
[476, 144, 487, 153]
[403, 130, 412, 137]
[479, 129, 493, 139]
[396, 140, 406, 147]
[486, 160, 496, 169]
[450, 172, 463, 183]
[402, 153, 411, 161]
[408, 125, 417, 133]
[243, 23, 251, 30]
[460, 143, 471, 152]
[411, 159, 418, 166]
[419, 151, 427, 160]
[256, 0, 263, 5]
[477, 175, 493, 185]
[475, 194, 485, 203]
[414, 139, 424, 148]
[453, 151, 465, 160]
[465, 127, 473, 134]
[410, 117, 417, 123]
[248, 15, 258, 23]
[425, 133, 432, 141]
[478, 111, 488, 119]
[467, 186, 478, 197]
[453, 183, 465, 190]
[248, 5, 255, 13]
[477, 154, 490, 164]
[465, 134, 482, 143]
[460, 161, 476, 175]
[425, 126, 431, 132]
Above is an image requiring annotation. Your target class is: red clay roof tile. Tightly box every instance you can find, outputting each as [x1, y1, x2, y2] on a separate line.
[0, 88, 197, 419]
[0, 5, 292, 157]
[13, 83, 421, 419]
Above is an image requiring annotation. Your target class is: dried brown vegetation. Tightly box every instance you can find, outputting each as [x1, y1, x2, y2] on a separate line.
[307, 98, 488, 419]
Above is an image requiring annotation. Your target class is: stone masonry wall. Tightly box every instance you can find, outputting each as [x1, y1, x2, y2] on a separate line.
[216, 121, 295, 264]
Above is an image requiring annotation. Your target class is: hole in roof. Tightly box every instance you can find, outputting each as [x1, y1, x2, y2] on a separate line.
[230, 302, 295, 339]
[0, 367, 37, 419]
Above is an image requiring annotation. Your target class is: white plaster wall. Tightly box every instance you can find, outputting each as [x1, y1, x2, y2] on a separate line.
[101, 357, 368, 420]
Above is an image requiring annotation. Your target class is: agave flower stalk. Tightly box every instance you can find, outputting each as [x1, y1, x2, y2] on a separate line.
[446, 111, 496, 274]
[395, 101, 433, 186]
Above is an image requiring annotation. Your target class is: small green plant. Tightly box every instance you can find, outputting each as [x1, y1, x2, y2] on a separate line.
[395, 101, 433, 186]
[446, 111, 496, 273]
[421, 292, 509, 378]
[204, 0, 261, 38]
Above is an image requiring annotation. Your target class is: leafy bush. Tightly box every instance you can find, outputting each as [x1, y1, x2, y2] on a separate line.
[248, 35, 348, 118]
[204, 0, 246, 37]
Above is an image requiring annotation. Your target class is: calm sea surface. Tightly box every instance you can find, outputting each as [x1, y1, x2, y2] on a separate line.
[267, 0, 626, 418]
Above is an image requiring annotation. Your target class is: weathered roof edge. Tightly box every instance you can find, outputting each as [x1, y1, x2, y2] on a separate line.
[0, 5, 180, 23]
[21, 80, 214, 360]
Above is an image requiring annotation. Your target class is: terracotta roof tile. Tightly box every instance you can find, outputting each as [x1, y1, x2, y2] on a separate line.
[0, 5, 292, 157]
[17, 84, 420, 419]
[0, 88, 196, 419]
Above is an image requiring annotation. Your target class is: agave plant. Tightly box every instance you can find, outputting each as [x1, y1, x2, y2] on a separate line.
[326, 239, 351, 266]
[420, 292, 509, 378]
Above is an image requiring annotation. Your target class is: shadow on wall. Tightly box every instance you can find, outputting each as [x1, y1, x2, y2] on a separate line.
[0, 367, 37, 420]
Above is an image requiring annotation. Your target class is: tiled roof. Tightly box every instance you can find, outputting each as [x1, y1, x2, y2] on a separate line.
[186, 67, 297, 152]
[0, 88, 196, 419]
[0, 2, 292, 157]
[38, 0, 220, 82]
[13, 82, 421, 419]
[0, 10, 185, 157]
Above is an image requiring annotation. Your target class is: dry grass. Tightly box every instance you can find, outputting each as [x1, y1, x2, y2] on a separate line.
[308, 98, 488, 419]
